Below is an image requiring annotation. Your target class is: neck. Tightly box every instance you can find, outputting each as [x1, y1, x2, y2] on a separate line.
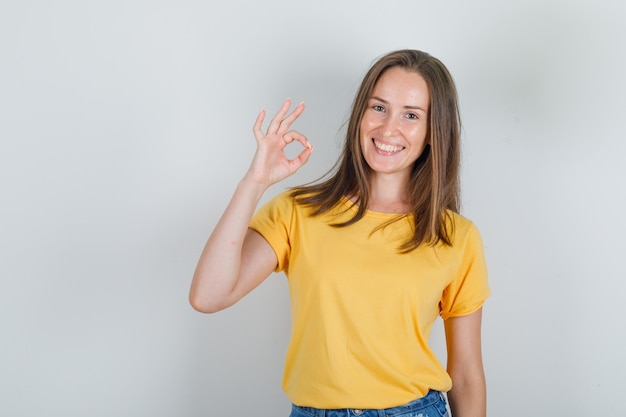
[366, 173, 411, 214]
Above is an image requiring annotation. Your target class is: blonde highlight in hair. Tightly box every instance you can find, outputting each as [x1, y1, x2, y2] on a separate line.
[292, 49, 461, 252]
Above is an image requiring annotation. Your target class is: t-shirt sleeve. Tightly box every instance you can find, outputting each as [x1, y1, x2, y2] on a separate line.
[440, 222, 490, 319]
[249, 191, 293, 273]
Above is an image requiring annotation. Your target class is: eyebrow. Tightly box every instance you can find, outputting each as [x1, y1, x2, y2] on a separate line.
[369, 96, 427, 113]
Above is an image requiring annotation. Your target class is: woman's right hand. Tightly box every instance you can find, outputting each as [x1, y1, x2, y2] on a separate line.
[245, 98, 313, 188]
[189, 98, 313, 313]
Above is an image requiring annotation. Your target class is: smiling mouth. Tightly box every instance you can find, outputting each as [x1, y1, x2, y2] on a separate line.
[373, 139, 404, 153]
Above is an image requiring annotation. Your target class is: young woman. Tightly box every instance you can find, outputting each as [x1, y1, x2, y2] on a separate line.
[189, 49, 490, 417]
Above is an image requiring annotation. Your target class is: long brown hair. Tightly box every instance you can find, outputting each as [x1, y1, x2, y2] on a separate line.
[291, 49, 461, 252]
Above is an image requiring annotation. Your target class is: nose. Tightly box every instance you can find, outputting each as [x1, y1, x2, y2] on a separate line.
[381, 114, 399, 137]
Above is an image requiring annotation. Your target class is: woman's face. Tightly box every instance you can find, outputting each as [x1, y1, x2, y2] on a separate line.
[359, 67, 430, 181]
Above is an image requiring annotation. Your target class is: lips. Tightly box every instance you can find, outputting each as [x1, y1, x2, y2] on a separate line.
[373, 139, 404, 153]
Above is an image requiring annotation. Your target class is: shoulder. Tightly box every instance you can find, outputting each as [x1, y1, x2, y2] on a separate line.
[266, 189, 294, 206]
[255, 189, 316, 221]
[446, 211, 484, 248]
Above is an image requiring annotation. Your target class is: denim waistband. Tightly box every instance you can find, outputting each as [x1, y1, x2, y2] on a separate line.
[291, 390, 446, 417]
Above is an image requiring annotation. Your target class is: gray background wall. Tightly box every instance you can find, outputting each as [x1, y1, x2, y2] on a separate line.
[1, 1, 625, 415]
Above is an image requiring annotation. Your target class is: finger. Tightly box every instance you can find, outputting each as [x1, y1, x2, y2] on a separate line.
[277, 101, 305, 135]
[287, 145, 314, 173]
[252, 108, 266, 140]
[281, 130, 312, 150]
[267, 98, 292, 134]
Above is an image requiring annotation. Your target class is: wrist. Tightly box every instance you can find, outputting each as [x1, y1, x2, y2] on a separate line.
[237, 175, 270, 199]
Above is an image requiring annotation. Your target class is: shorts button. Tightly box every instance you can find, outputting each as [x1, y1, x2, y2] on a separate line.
[352, 410, 364, 416]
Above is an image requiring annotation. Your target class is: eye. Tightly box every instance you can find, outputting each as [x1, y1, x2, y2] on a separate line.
[405, 112, 418, 120]
[372, 104, 385, 112]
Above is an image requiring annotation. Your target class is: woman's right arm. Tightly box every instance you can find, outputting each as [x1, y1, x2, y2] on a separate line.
[189, 99, 313, 313]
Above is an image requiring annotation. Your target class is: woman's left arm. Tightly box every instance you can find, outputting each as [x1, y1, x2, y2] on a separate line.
[444, 307, 486, 417]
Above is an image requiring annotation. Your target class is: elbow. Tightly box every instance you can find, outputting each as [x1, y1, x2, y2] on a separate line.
[448, 366, 486, 390]
[189, 271, 239, 313]
[188, 292, 230, 314]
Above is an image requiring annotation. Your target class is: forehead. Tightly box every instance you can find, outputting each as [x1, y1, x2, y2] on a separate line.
[372, 67, 430, 106]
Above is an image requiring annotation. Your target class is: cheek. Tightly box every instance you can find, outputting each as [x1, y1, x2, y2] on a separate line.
[407, 124, 428, 144]
[359, 118, 375, 145]
[359, 115, 374, 133]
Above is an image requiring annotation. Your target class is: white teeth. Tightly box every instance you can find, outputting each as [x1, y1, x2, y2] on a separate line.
[374, 140, 403, 153]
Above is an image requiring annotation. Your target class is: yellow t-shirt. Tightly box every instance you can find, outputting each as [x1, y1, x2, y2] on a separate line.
[249, 191, 490, 409]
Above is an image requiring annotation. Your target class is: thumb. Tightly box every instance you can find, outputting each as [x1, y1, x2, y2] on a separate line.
[287, 145, 314, 173]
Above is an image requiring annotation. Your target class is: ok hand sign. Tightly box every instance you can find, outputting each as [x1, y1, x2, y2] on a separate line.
[245, 98, 313, 188]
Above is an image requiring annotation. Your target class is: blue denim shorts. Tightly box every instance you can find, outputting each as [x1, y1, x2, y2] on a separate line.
[289, 390, 449, 417]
